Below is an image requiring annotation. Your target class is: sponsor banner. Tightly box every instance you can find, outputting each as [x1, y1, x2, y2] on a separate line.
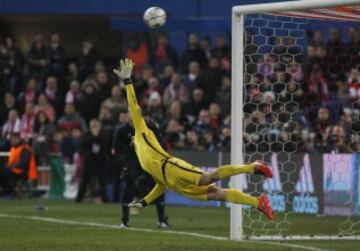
[165, 152, 359, 216]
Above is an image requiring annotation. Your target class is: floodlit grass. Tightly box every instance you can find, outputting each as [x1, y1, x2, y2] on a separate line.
[0, 199, 358, 251]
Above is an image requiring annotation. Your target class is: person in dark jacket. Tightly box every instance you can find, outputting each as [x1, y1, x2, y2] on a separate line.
[182, 33, 207, 73]
[112, 111, 170, 228]
[76, 119, 107, 202]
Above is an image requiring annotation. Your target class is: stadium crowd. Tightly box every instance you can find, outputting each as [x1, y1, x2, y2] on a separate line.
[0, 28, 359, 166]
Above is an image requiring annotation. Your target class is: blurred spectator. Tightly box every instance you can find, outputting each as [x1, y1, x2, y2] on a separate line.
[185, 129, 203, 151]
[96, 71, 113, 103]
[141, 76, 162, 106]
[57, 103, 87, 133]
[101, 85, 127, 119]
[182, 33, 207, 72]
[65, 80, 81, 105]
[324, 125, 351, 153]
[0, 36, 24, 93]
[183, 61, 201, 92]
[153, 34, 179, 72]
[44, 76, 63, 116]
[194, 109, 211, 136]
[78, 79, 100, 123]
[305, 65, 329, 105]
[146, 92, 163, 123]
[27, 35, 50, 81]
[18, 78, 38, 107]
[200, 36, 212, 60]
[159, 64, 175, 87]
[20, 102, 36, 142]
[1, 110, 21, 148]
[209, 103, 222, 130]
[163, 73, 189, 107]
[0, 93, 19, 125]
[217, 126, 231, 151]
[198, 57, 223, 104]
[165, 100, 191, 130]
[211, 34, 230, 60]
[127, 36, 149, 76]
[66, 62, 80, 84]
[32, 111, 55, 165]
[215, 75, 231, 117]
[48, 33, 65, 78]
[348, 68, 360, 107]
[165, 119, 185, 150]
[36, 93, 56, 122]
[310, 31, 325, 47]
[183, 88, 207, 117]
[79, 39, 97, 81]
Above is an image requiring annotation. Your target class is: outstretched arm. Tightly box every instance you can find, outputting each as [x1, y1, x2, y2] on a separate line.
[128, 183, 167, 215]
[113, 58, 147, 131]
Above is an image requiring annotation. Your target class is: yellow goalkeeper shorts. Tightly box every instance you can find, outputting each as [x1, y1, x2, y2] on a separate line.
[163, 157, 212, 201]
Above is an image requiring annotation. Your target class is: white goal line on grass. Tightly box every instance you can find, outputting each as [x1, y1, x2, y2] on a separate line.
[0, 213, 332, 251]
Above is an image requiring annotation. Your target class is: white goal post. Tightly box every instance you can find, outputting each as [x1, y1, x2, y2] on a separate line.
[230, 0, 360, 241]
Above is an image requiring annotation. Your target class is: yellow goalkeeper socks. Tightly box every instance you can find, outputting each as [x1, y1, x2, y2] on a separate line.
[225, 189, 259, 208]
[217, 164, 255, 179]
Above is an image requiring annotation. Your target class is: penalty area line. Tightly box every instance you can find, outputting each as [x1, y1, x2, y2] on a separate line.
[0, 213, 329, 251]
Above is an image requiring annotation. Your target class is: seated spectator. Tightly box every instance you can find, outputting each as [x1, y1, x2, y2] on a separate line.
[159, 64, 175, 87]
[305, 65, 329, 105]
[323, 125, 351, 153]
[146, 92, 163, 123]
[184, 129, 203, 151]
[348, 68, 360, 107]
[194, 109, 212, 136]
[153, 34, 179, 72]
[79, 39, 98, 81]
[32, 111, 55, 165]
[215, 76, 231, 117]
[48, 33, 65, 77]
[98, 106, 114, 130]
[165, 100, 191, 130]
[1, 110, 21, 149]
[96, 71, 113, 103]
[18, 78, 38, 107]
[200, 36, 211, 60]
[141, 76, 162, 106]
[101, 85, 127, 120]
[183, 88, 207, 117]
[20, 102, 36, 142]
[127, 36, 149, 76]
[36, 94, 56, 122]
[199, 129, 217, 152]
[209, 103, 222, 130]
[65, 80, 81, 105]
[57, 103, 87, 133]
[0, 93, 19, 125]
[135, 64, 155, 95]
[211, 34, 231, 60]
[217, 126, 231, 151]
[27, 34, 50, 81]
[184, 61, 201, 92]
[0, 36, 24, 93]
[198, 57, 224, 104]
[44, 76, 63, 116]
[0, 132, 37, 196]
[78, 79, 100, 124]
[164, 119, 185, 150]
[182, 33, 207, 72]
[163, 73, 189, 107]
[66, 62, 80, 84]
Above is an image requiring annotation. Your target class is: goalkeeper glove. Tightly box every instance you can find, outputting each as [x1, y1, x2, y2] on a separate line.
[128, 199, 147, 215]
[113, 58, 134, 84]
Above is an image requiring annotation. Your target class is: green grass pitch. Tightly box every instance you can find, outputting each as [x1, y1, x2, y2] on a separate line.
[0, 200, 358, 251]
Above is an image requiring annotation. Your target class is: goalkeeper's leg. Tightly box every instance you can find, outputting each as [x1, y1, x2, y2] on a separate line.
[199, 160, 272, 186]
[207, 186, 274, 220]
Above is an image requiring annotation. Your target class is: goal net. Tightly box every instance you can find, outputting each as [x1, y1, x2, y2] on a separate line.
[231, 0, 360, 240]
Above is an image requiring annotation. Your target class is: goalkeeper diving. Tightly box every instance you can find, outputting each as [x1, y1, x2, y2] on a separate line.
[113, 59, 274, 221]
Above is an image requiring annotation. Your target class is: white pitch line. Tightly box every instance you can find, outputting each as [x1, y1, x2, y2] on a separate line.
[0, 213, 330, 251]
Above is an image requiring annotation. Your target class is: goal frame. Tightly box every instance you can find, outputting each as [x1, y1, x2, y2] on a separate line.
[230, 0, 360, 241]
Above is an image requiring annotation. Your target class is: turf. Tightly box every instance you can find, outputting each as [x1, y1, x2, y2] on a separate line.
[0, 199, 359, 251]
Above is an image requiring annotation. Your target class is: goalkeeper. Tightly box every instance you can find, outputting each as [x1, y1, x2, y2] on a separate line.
[113, 59, 274, 221]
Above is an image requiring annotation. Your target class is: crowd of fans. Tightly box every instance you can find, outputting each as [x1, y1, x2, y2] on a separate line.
[0, 27, 359, 169]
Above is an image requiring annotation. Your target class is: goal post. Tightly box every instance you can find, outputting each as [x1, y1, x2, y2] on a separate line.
[231, 0, 360, 241]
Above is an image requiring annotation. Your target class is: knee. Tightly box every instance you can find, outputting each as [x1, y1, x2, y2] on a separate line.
[207, 186, 226, 201]
[199, 172, 218, 186]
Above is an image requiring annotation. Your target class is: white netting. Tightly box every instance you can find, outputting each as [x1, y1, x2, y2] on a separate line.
[242, 12, 360, 237]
